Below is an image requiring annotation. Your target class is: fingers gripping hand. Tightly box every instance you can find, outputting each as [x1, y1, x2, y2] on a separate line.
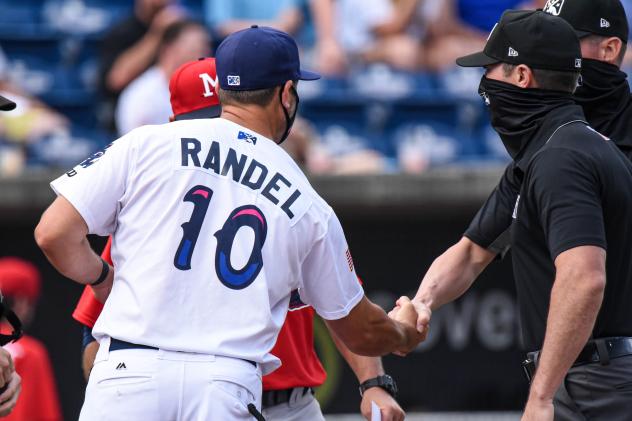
[360, 387, 405, 421]
[411, 299, 432, 337]
[0, 372, 20, 417]
[390, 296, 425, 356]
[0, 349, 14, 389]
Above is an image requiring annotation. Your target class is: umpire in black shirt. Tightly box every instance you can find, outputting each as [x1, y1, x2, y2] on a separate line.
[408, 10, 632, 421]
[464, 0, 632, 256]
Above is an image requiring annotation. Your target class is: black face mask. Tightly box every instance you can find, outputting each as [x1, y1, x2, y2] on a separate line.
[278, 86, 299, 145]
[478, 76, 575, 159]
[574, 58, 630, 130]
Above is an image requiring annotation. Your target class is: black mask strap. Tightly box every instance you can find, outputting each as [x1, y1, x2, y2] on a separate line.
[278, 85, 299, 145]
[0, 301, 22, 346]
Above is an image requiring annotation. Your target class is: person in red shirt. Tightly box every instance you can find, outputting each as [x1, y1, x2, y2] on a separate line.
[74, 58, 405, 421]
[0, 257, 62, 421]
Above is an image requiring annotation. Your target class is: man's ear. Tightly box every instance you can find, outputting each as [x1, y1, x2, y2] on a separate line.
[281, 80, 294, 108]
[601, 36, 623, 64]
[516, 64, 536, 89]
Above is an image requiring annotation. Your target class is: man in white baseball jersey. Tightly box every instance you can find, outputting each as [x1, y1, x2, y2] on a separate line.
[35, 26, 423, 420]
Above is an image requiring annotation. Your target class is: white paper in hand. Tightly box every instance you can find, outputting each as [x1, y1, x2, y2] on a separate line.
[371, 401, 381, 421]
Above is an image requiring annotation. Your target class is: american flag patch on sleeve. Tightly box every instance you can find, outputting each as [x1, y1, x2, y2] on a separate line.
[345, 249, 354, 272]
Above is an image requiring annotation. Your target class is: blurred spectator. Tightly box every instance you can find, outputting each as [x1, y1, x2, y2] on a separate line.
[424, 0, 536, 71]
[334, 0, 424, 71]
[206, 0, 352, 76]
[99, 0, 186, 131]
[282, 119, 388, 174]
[0, 258, 62, 421]
[115, 21, 211, 135]
[0, 47, 71, 175]
[204, 0, 303, 38]
[622, 0, 632, 67]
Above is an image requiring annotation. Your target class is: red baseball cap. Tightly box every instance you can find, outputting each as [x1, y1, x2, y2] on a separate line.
[169, 57, 222, 120]
[0, 257, 41, 302]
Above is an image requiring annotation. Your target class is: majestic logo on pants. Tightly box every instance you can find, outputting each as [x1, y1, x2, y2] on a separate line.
[543, 0, 565, 16]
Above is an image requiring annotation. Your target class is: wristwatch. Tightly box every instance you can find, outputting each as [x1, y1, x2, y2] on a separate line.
[359, 375, 398, 398]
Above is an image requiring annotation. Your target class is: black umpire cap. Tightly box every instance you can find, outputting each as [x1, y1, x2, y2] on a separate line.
[457, 10, 582, 72]
[543, 0, 629, 43]
[0, 94, 15, 111]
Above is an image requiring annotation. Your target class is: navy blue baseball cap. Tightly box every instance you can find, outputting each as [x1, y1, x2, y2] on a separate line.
[216, 25, 320, 91]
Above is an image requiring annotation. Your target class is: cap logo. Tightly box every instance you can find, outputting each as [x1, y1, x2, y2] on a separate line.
[508, 47, 519, 57]
[600, 18, 611, 28]
[543, 0, 565, 16]
[199, 73, 218, 98]
[575, 58, 582, 68]
[227, 75, 241, 86]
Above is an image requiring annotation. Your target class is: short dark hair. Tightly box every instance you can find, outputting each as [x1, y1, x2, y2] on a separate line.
[160, 20, 207, 50]
[218, 87, 279, 107]
[502, 63, 581, 93]
[583, 35, 627, 66]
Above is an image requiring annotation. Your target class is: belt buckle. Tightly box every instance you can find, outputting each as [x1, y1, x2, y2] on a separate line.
[522, 359, 536, 383]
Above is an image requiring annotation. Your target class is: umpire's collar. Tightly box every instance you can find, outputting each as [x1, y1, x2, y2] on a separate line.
[513, 103, 587, 178]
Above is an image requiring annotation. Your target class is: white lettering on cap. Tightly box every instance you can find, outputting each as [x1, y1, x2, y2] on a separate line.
[543, 0, 565, 16]
[508, 47, 519, 57]
[600, 18, 611, 28]
[199, 73, 218, 97]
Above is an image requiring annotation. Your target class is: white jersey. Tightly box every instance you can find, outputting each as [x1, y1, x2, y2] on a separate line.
[51, 118, 363, 374]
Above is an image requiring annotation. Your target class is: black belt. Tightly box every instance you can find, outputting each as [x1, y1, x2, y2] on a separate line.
[109, 339, 257, 367]
[574, 337, 632, 366]
[261, 387, 313, 408]
[523, 337, 632, 382]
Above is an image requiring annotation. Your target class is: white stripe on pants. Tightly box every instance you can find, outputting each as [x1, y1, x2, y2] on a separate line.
[80, 338, 263, 421]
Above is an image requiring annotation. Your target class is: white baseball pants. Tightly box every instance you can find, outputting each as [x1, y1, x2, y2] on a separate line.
[79, 338, 262, 421]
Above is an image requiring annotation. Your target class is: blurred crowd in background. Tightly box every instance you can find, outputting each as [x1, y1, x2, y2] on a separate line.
[1, 0, 632, 176]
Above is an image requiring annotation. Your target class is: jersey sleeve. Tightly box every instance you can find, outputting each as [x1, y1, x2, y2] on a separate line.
[464, 163, 519, 256]
[299, 214, 364, 320]
[529, 148, 606, 259]
[50, 131, 137, 236]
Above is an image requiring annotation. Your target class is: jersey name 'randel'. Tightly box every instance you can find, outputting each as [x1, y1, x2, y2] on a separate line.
[180, 137, 302, 219]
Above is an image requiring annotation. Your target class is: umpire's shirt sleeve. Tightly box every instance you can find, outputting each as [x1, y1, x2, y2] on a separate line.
[527, 148, 607, 258]
[464, 163, 521, 256]
[50, 130, 138, 236]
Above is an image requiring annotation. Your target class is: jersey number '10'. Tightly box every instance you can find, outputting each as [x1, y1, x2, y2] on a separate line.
[174, 185, 268, 290]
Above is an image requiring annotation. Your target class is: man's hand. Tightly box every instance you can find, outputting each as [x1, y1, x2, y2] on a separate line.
[411, 298, 432, 335]
[149, 6, 186, 36]
[0, 372, 20, 417]
[0, 349, 20, 416]
[521, 396, 554, 421]
[360, 387, 405, 421]
[388, 296, 425, 355]
[0, 349, 13, 390]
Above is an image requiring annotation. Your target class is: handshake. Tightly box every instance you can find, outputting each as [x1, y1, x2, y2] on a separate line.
[387, 297, 432, 357]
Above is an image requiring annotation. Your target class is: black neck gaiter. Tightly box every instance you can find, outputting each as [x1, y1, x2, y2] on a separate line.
[573, 58, 630, 132]
[479, 77, 576, 159]
[278, 86, 299, 145]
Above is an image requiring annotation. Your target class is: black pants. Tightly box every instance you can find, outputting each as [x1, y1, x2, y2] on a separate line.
[554, 355, 632, 420]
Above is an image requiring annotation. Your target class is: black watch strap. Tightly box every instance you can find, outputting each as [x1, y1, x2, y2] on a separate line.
[359, 375, 398, 398]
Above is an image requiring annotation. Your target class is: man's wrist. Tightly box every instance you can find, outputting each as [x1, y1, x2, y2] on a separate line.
[528, 377, 556, 402]
[359, 375, 398, 398]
